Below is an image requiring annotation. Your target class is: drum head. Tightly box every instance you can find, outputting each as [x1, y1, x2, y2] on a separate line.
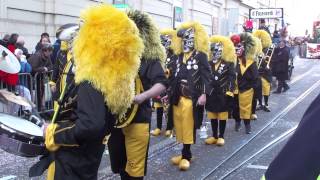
[0, 113, 43, 137]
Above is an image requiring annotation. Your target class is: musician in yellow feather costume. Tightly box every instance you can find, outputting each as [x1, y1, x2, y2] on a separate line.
[205, 35, 236, 146]
[253, 30, 273, 112]
[169, 21, 212, 171]
[43, 4, 144, 180]
[231, 33, 259, 134]
[150, 28, 180, 137]
[107, 10, 167, 180]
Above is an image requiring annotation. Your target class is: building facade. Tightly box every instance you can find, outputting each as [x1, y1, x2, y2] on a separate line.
[0, 0, 276, 51]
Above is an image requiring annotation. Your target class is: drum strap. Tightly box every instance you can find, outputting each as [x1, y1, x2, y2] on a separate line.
[29, 153, 53, 177]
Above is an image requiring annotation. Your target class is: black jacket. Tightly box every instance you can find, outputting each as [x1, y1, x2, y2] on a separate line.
[236, 59, 259, 93]
[271, 47, 289, 81]
[206, 60, 236, 112]
[53, 81, 115, 180]
[169, 50, 212, 129]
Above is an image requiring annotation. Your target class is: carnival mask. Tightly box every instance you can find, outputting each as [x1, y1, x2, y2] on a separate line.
[178, 28, 195, 53]
[160, 35, 172, 50]
[210, 42, 223, 63]
[235, 43, 245, 57]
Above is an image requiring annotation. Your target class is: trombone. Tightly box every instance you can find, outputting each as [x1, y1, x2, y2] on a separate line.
[258, 44, 275, 70]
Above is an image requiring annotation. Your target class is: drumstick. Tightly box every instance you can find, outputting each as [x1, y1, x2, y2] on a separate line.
[51, 83, 68, 124]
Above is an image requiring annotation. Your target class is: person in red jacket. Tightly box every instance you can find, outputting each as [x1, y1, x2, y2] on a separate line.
[7, 33, 19, 53]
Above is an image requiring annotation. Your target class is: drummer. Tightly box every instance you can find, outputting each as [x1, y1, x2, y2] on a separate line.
[41, 5, 144, 179]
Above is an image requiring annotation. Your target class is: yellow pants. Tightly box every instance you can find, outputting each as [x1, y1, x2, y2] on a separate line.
[47, 162, 55, 180]
[239, 88, 254, 120]
[207, 112, 228, 120]
[173, 97, 194, 144]
[261, 77, 271, 96]
[122, 123, 150, 177]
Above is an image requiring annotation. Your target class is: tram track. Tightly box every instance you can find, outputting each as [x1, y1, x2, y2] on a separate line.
[217, 126, 297, 180]
[199, 78, 320, 180]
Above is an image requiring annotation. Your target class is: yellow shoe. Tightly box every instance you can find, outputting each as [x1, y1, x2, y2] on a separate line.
[205, 137, 217, 145]
[165, 130, 172, 137]
[178, 159, 190, 171]
[171, 155, 182, 165]
[216, 138, 225, 146]
[151, 128, 161, 136]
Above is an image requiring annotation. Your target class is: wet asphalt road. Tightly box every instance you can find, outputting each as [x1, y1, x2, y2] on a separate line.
[0, 57, 320, 180]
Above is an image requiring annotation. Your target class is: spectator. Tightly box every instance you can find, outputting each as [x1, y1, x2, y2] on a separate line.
[259, 19, 271, 35]
[28, 42, 53, 74]
[35, 32, 51, 52]
[0, 34, 10, 47]
[16, 36, 30, 59]
[28, 43, 53, 110]
[7, 33, 19, 53]
[272, 40, 290, 93]
[14, 49, 32, 111]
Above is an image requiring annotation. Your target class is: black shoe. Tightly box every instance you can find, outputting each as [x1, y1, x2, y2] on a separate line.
[245, 124, 251, 134]
[283, 86, 290, 92]
[235, 122, 241, 132]
[263, 105, 271, 112]
[256, 105, 263, 111]
[273, 90, 281, 94]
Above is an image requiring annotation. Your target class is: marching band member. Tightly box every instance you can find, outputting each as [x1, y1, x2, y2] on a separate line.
[231, 33, 259, 134]
[150, 28, 180, 137]
[253, 30, 273, 112]
[251, 36, 263, 120]
[169, 21, 212, 171]
[205, 35, 236, 146]
[43, 5, 144, 179]
[108, 10, 167, 180]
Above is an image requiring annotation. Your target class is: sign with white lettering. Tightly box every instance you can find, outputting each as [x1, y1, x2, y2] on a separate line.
[249, 8, 283, 19]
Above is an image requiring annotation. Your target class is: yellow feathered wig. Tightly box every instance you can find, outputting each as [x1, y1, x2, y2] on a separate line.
[127, 10, 166, 63]
[239, 32, 257, 60]
[253, 36, 263, 58]
[177, 21, 210, 55]
[73, 4, 144, 118]
[252, 30, 272, 49]
[209, 35, 236, 64]
[160, 28, 182, 55]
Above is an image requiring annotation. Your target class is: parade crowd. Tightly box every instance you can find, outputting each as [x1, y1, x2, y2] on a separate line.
[0, 4, 294, 180]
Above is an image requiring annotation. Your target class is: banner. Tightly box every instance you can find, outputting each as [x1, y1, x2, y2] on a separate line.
[306, 43, 320, 59]
[249, 8, 283, 19]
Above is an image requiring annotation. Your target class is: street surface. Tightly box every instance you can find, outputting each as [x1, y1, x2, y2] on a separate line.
[0, 57, 320, 180]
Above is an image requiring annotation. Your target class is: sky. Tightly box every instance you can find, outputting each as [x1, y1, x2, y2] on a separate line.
[276, 0, 320, 36]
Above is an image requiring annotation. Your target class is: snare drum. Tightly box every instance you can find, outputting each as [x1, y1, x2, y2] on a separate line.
[0, 113, 45, 157]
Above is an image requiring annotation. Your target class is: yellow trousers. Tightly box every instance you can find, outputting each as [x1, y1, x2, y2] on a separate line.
[239, 88, 254, 120]
[173, 97, 194, 144]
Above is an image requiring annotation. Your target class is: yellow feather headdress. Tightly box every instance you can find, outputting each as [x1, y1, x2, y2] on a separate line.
[253, 36, 263, 56]
[160, 28, 182, 55]
[73, 4, 144, 118]
[239, 32, 257, 60]
[252, 30, 272, 49]
[127, 10, 166, 63]
[209, 35, 236, 64]
[177, 21, 209, 55]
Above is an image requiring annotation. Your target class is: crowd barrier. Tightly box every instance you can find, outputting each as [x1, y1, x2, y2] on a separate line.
[0, 71, 54, 116]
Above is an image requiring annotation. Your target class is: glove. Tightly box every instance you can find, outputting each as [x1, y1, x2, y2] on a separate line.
[45, 123, 60, 152]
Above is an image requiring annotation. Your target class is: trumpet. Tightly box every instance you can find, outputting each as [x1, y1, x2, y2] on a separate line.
[258, 44, 275, 70]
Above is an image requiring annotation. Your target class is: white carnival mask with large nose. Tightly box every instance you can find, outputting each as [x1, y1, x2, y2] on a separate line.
[182, 28, 195, 53]
[211, 42, 223, 63]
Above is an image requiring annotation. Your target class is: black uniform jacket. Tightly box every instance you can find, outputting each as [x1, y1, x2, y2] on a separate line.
[51, 50, 68, 100]
[206, 60, 236, 112]
[52, 81, 115, 180]
[236, 59, 259, 93]
[265, 93, 320, 180]
[168, 50, 212, 129]
[133, 58, 167, 123]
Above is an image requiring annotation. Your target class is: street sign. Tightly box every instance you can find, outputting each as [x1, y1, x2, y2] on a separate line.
[173, 6, 183, 28]
[249, 8, 283, 19]
[113, 4, 129, 9]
